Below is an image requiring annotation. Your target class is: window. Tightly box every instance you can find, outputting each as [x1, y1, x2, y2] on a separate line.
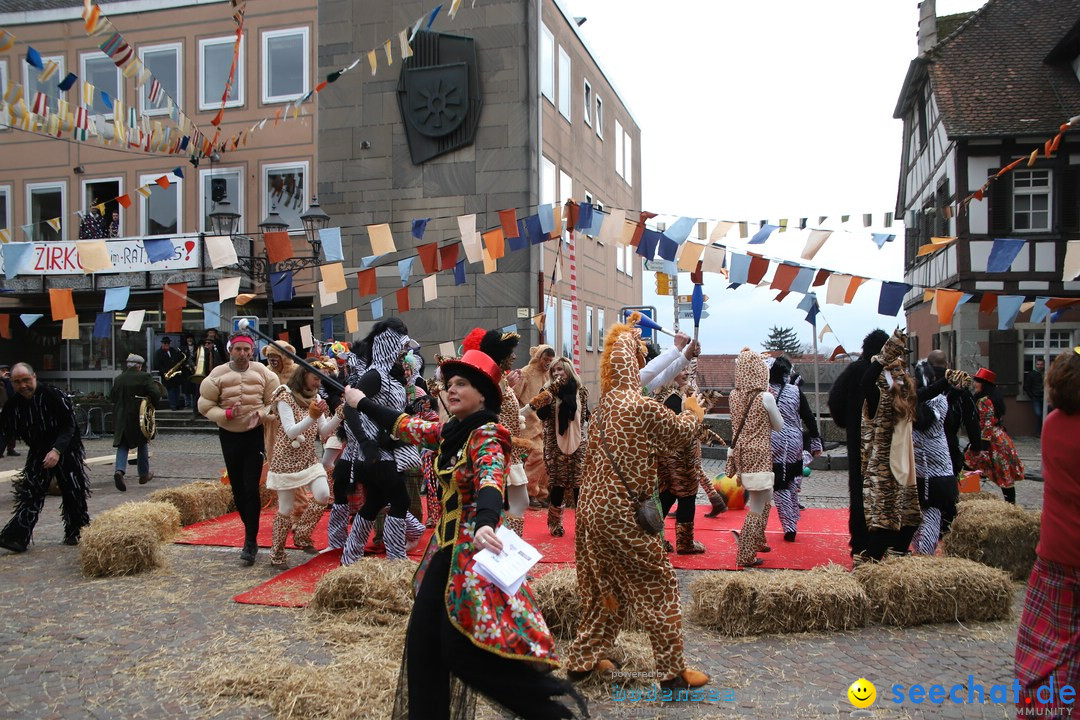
[0, 185, 10, 238]
[27, 182, 65, 242]
[81, 178, 122, 238]
[80, 52, 120, 117]
[1023, 330, 1072, 376]
[1013, 169, 1051, 232]
[616, 241, 625, 272]
[624, 130, 633, 186]
[557, 46, 571, 121]
[0, 60, 8, 129]
[624, 245, 635, 277]
[201, 167, 244, 233]
[23, 54, 64, 113]
[615, 120, 623, 177]
[264, 162, 308, 230]
[139, 43, 181, 116]
[595, 96, 603, 139]
[597, 308, 605, 348]
[540, 156, 557, 206]
[200, 35, 244, 111]
[559, 169, 572, 241]
[583, 79, 592, 126]
[585, 305, 594, 351]
[560, 298, 574, 359]
[262, 27, 309, 104]
[139, 172, 181, 236]
[540, 24, 554, 102]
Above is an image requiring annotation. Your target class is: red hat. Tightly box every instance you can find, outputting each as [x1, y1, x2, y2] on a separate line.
[439, 349, 502, 409]
[973, 367, 996, 384]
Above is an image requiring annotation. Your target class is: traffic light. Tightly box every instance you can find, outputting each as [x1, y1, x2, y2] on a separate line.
[655, 272, 671, 296]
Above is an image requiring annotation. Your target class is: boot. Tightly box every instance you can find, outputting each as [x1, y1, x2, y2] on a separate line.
[663, 538, 674, 553]
[292, 500, 328, 552]
[383, 516, 407, 560]
[676, 521, 706, 554]
[138, 472, 153, 485]
[1002, 486, 1016, 504]
[327, 504, 350, 550]
[732, 513, 763, 568]
[114, 471, 126, 492]
[704, 490, 727, 517]
[270, 513, 292, 566]
[547, 505, 565, 537]
[503, 513, 525, 538]
[659, 668, 711, 691]
[404, 512, 426, 552]
[341, 516, 375, 566]
[757, 502, 773, 552]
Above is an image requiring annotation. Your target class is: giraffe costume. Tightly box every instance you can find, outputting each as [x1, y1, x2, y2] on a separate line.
[565, 313, 710, 689]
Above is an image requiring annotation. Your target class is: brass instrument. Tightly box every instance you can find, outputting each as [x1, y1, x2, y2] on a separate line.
[138, 395, 157, 440]
[189, 347, 209, 385]
[163, 352, 188, 380]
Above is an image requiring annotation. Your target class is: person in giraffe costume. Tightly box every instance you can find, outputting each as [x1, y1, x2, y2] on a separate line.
[565, 312, 711, 691]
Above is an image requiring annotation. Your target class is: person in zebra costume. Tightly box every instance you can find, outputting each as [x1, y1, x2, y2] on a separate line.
[334, 319, 426, 565]
[766, 356, 823, 543]
[0, 363, 91, 553]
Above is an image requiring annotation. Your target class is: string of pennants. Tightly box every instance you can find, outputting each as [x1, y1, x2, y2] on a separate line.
[5, 196, 1080, 344]
[0, 0, 476, 163]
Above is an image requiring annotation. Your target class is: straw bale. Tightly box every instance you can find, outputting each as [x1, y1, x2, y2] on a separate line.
[308, 558, 417, 624]
[148, 481, 233, 525]
[943, 501, 1040, 580]
[853, 555, 1012, 626]
[93, 501, 181, 541]
[957, 490, 1008, 506]
[529, 568, 645, 639]
[687, 564, 869, 636]
[570, 631, 658, 695]
[79, 521, 164, 577]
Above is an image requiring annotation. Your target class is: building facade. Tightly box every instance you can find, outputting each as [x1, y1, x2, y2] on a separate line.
[894, 0, 1080, 436]
[0, 0, 319, 393]
[316, 0, 642, 392]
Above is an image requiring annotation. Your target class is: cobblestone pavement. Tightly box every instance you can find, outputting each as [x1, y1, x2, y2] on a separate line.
[0, 433, 1044, 719]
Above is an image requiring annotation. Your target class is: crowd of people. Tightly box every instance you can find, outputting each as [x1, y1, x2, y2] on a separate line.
[0, 313, 1071, 720]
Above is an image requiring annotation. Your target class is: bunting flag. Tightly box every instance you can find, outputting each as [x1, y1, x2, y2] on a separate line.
[1064, 240, 1080, 282]
[368, 223, 396, 255]
[345, 307, 359, 333]
[829, 344, 847, 361]
[2, 243, 34, 279]
[818, 324, 831, 342]
[49, 288, 77, 320]
[357, 268, 377, 296]
[61, 316, 80, 340]
[936, 289, 964, 325]
[218, 276, 241, 302]
[205, 234, 239, 268]
[76, 239, 111, 273]
[411, 218, 429, 240]
[997, 295, 1025, 330]
[320, 262, 347, 294]
[877, 282, 911, 317]
[264, 231, 293, 264]
[770, 263, 800, 292]
[121, 309, 145, 332]
[203, 301, 221, 330]
[453, 258, 466, 285]
[422, 274, 438, 301]
[826, 273, 851, 305]
[979, 292, 998, 314]
[417, 242, 439, 273]
[844, 276, 865, 304]
[728, 253, 750, 285]
[163, 282, 187, 311]
[917, 236, 957, 257]
[749, 224, 777, 245]
[20, 313, 43, 327]
[398, 256, 415, 286]
[439, 243, 459, 271]
[987, 238, 1026, 273]
[270, 270, 294, 302]
[144, 237, 174, 263]
[102, 286, 129, 312]
[482, 228, 505, 260]
[396, 286, 410, 312]
[746, 256, 769, 285]
[1030, 297, 1051, 324]
[370, 296, 384, 320]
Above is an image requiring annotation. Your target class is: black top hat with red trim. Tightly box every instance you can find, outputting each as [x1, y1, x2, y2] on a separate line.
[439, 349, 502, 411]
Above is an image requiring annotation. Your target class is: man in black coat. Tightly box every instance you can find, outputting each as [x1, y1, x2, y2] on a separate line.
[0, 363, 91, 552]
[827, 328, 888, 561]
[154, 336, 185, 410]
[110, 354, 163, 491]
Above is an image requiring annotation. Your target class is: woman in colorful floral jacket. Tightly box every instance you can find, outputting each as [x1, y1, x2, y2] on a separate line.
[344, 348, 584, 720]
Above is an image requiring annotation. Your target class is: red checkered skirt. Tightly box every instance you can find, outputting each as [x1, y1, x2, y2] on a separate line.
[1014, 557, 1080, 717]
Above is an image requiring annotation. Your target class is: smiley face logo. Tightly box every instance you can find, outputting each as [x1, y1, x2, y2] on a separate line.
[848, 678, 876, 708]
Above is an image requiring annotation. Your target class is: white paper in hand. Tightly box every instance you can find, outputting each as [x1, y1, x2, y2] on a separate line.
[472, 524, 542, 598]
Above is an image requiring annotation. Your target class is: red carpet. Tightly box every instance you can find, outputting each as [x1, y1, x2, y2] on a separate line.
[225, 507, 852, 607]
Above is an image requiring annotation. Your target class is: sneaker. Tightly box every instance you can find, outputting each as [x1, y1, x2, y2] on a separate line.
[239, 542, 257, 566]
[0, 535, 28, 553]
[114, 471, 127, 492]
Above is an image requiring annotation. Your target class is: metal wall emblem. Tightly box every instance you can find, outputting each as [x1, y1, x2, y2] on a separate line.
[397, 31, 482, 164]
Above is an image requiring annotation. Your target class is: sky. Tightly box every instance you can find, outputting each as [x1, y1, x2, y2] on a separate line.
[568, 0, 986, 355]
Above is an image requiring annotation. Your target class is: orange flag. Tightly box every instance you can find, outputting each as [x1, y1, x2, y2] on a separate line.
[979, 293, 998, 314]
[936, 289, 964, 325]
[439, 244, 459, 271]
[117, 194, 132, 209]
[417, 242, 440, 274]
[396, 287, 410, 313]
[163, 282, 187, 311]
[829, 344, 847, 361]
[357, 269, 377, 296]
[278, 331, 290, 342]
[155, 175, 171, 189]
[0, 314, 10, 339]
[844, 277, 865, 304]
[813, 269, 830, 287]
[769, 263, 800, 292]
[483, 228, 505, 260]
[498, 209, 519, 238]
[264, 231, 293, 264]
[49, 288, 76, 320]
[165, 308, 183, 333]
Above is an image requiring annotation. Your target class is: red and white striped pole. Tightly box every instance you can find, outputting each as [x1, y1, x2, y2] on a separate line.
[568, 229, 581, 373]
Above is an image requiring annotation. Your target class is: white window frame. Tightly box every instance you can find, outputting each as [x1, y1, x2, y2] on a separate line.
[1012, 169, 1052, 233]
[80, 176, 124, 236]
[585, 305, 594, 351]
[597, 308, 605, 348]
[540, 23, 554, 103]
[595, 95, 603, 139]
[138, 42, 182, 117]
[0, 185, 11, 234]
[560, 298, 574, 359]
[22, 54, 64, 112]
[26, 181, 66, 242]
[0, 60, 8, 129]
[624, 130, 633, 187]
[79, 50, 120, 119]
[624, 245, 634, 277]
[262, 160, 310, 231]
[199, 35, 245, 111]
[557, 46, 571, 122]
[540, 155, 557, 206]
[616, 241, 625, 272]
[614, 120, 623, 177]
[261, 26, 310, 105]
[138, 171, 183, 238]
[199, 166, 245, 233]
[582, 79, 592, 126]
[1022, 329, 1073, 379]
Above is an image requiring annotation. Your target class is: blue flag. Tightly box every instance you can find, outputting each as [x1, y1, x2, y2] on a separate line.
[144, 238, 175, 263]
[997, 295, 1025, 330]
[322, 316, 335, 340]
[575, 203, 594, 232]
[538, 204, 554, 234]
[877, 281, 911, 317]
[100, 91, 113, 111]
[871, 233, 896, 248]
[507, 221, 528, 252]
[203, 301, 221, 329]
[749, 224, 778, 245]
[398, 257, 415, 286]
[662, 217, 695, 244]
[1030, 297, 1050, 324]
[26, 47, 43, 70]
[454, 259, 466, 286]
[93, 312, 112, 339]
[657, 236, 679, 261]
[987, 238, 1026, 273]
[58, 73, 78, 92]
[20, 313, 43, 327]
[790, 267, 815, 295]
[270, 271, 294, 302]
[370, 297, 384, 320]
[728, 253, 751, 284]
[319, 227, 343, 262]
[412, 218, 430, 240]
[2, 243, 34, 279]
[103, 286, 130, 312]
[524, 215, 545, 245]
[636, 229, 660, 260]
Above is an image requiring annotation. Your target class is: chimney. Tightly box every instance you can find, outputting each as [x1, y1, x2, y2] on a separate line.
[917, 0, 938, 53]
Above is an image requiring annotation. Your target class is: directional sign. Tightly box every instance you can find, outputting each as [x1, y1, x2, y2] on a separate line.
[678, 310, 709, 320]
[677, 301, 709, 311]
[643, 259, 668, 272]
[676, 294, 708, 304]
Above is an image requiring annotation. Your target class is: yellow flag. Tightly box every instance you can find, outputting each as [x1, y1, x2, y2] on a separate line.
[384, 39, 393, 66]
[47, 217, 62, 233]
[368, 49, 377, 75]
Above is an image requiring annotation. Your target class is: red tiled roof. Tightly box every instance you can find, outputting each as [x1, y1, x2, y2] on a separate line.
[925, 0, 1080, 138]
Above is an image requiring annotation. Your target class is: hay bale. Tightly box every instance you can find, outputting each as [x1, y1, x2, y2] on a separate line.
[80, 521, 163, 577]
[957, 490, 1007, 506]
[530, 567, 581, 639]
[94, 501, 181, 541]
[853, 555, 1012, 626]
[943, 500, 1040, 580]
[687, 564, 869, 636]
[148, 481, 233, 525]
[308, 558, 416, 624]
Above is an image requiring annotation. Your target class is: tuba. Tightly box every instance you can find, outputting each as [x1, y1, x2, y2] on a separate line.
[138, 395, 157, 440]
[189, 346, 209, 385]
[164, 352, 187, 380]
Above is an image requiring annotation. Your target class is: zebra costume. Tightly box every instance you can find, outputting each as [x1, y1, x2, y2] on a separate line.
[912, 387, 959, 555]
[769, 377, 822, 541]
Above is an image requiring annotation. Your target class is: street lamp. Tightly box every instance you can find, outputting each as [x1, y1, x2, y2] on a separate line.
[299, 196, 331, 255]
[258, 205, 289, 235]
[207, 198, 241, 237]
